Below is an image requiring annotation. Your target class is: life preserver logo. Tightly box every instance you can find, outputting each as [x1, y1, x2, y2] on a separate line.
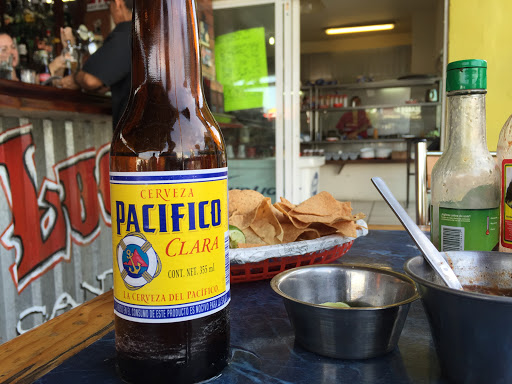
[116, 232, 161, 290]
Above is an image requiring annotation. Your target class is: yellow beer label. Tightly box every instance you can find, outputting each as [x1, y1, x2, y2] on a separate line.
[110, 168, 230, 323]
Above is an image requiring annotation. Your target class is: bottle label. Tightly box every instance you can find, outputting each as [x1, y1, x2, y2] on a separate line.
[501, 160, 512, 249]
[39, 73, 50, 83]
[110, 168, 230, 323]
[438, 207, 499, 251]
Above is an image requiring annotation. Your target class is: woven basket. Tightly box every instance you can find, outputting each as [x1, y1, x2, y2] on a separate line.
[230, 240, 354, 283]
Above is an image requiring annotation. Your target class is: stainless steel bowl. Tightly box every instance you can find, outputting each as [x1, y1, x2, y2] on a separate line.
[270, 264, 419, 359]
[404, 252, 512, 384]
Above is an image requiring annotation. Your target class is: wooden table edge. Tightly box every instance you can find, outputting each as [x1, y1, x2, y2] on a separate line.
[0, 290, 114, 384]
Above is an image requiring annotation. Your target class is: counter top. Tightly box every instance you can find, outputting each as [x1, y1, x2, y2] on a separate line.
[1, 230, 449, 384]
[0, 78, 112, 118]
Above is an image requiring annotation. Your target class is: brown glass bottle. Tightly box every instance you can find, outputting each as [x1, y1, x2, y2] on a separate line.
[109, 0, 230, 383]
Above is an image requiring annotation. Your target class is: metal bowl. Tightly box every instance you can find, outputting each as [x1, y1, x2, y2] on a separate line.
[270, 264, 419, 359]
[404, 252, 512, 384]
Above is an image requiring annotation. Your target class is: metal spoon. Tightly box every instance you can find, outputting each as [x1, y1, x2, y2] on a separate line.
[371, 177, 463, 290]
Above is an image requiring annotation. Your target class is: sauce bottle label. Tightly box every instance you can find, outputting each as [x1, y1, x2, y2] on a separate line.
[438, 207, 499, 251]
[110, 168, 230, 323]
[501, 160, 512, 249]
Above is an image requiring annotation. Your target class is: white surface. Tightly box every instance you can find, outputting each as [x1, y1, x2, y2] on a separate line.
[319, 162, 413, 202]
[296, 156, 326, 203]
[360, 147, 375, 159]
[230, 219, 368, 264]
[298, 156, 326, 168]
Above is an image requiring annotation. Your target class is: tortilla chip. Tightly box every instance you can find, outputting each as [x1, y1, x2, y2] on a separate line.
[241, 227, 265, 245]
[296, 228, 323, 241]
[228, 189, 366, 247]
[228, 189, 266, 229]
[250, 198, 284, 244]
[229, 189, 266, 216]
[327, 220, 358, 238]
[277, 197, 296, 211]
[308, 222, 338, 237]
[290, 192, 355, 224]
[285, 214, 311, 229]
[290, 191, 341, 216]
[279, 222, 308, 243]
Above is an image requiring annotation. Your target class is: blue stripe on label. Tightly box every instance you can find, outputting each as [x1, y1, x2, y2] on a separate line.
[114, 290, 231, 321]
[110, 171, 228, 184]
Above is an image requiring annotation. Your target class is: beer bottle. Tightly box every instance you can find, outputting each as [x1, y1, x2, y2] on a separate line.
[38, 50, 51, 85]
[109, 0, 230, 383]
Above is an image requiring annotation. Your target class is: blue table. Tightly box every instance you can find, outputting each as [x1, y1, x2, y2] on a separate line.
[35, 230, 448, 384]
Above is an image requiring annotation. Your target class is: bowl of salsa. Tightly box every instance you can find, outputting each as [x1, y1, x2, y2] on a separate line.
[405, 251, 512, 384]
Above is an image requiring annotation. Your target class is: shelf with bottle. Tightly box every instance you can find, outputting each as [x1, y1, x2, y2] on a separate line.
[310, 101, 441, 112]
[302, 138, 407, 145]
[300, 77, 441, 112]
[300, 77, 441, 145]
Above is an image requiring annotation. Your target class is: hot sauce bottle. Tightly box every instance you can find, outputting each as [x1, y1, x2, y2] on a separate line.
[109, 0, 230, 382]
[430, 60, 500, 251]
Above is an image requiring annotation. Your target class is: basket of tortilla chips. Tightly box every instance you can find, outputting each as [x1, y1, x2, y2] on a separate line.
[228, 190, 368, 283]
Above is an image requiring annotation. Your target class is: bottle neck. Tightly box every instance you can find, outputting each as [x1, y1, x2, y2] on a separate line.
[132, 0, 204, 109]
[445, 90, 488, 152]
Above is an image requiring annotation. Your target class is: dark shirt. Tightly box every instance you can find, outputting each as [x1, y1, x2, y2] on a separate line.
[83, 21, 131, 129]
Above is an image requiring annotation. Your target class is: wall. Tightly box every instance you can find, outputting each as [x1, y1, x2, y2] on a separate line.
[302, 2, 444, 203]
[301, 0, 444, 83]
[0, 109, 112, 344]
[301, 46, 412, 84]
[319, 163, 415, 202]
[411, 8, 438, 75]
[448, 0, 512, 150]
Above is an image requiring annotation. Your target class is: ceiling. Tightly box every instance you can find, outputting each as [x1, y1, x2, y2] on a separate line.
[300, 0, 439, 43]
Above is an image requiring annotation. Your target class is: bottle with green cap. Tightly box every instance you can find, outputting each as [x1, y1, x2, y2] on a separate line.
[430, 59, 500, 251]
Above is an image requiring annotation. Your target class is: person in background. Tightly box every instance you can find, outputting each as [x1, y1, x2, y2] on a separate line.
[336, 96, 371, 139]
[60, 0, 133, 129]
[0, 32, 19, 81]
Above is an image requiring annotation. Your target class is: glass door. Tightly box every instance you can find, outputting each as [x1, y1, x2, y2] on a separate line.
[212, 0, 301, 202]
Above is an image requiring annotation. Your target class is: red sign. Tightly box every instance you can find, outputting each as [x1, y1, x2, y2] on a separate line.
[0, 124, 111, 293]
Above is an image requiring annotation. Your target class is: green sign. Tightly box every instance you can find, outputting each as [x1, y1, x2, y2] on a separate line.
[215, 27, 268, 112]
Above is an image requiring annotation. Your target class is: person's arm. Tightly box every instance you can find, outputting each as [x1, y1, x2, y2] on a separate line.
[74, 70, 109, 92]
[346, 123, 370, 139]
[60, 70, 109, 93]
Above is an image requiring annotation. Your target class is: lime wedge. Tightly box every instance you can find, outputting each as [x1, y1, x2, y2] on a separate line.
[320, 302, 351, 308]
[229, 225, 245, 248]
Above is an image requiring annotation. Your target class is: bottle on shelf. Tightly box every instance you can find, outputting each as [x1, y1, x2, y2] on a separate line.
[109, 0, 230, 383]
[37, 50, 51, 85]
[497, 115, 512, 252]
[17, 34, 29, 69]
[430, 59, 500, 251]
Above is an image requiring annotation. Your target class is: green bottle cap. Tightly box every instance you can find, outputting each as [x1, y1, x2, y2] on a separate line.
[446, 59, 487, 91]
